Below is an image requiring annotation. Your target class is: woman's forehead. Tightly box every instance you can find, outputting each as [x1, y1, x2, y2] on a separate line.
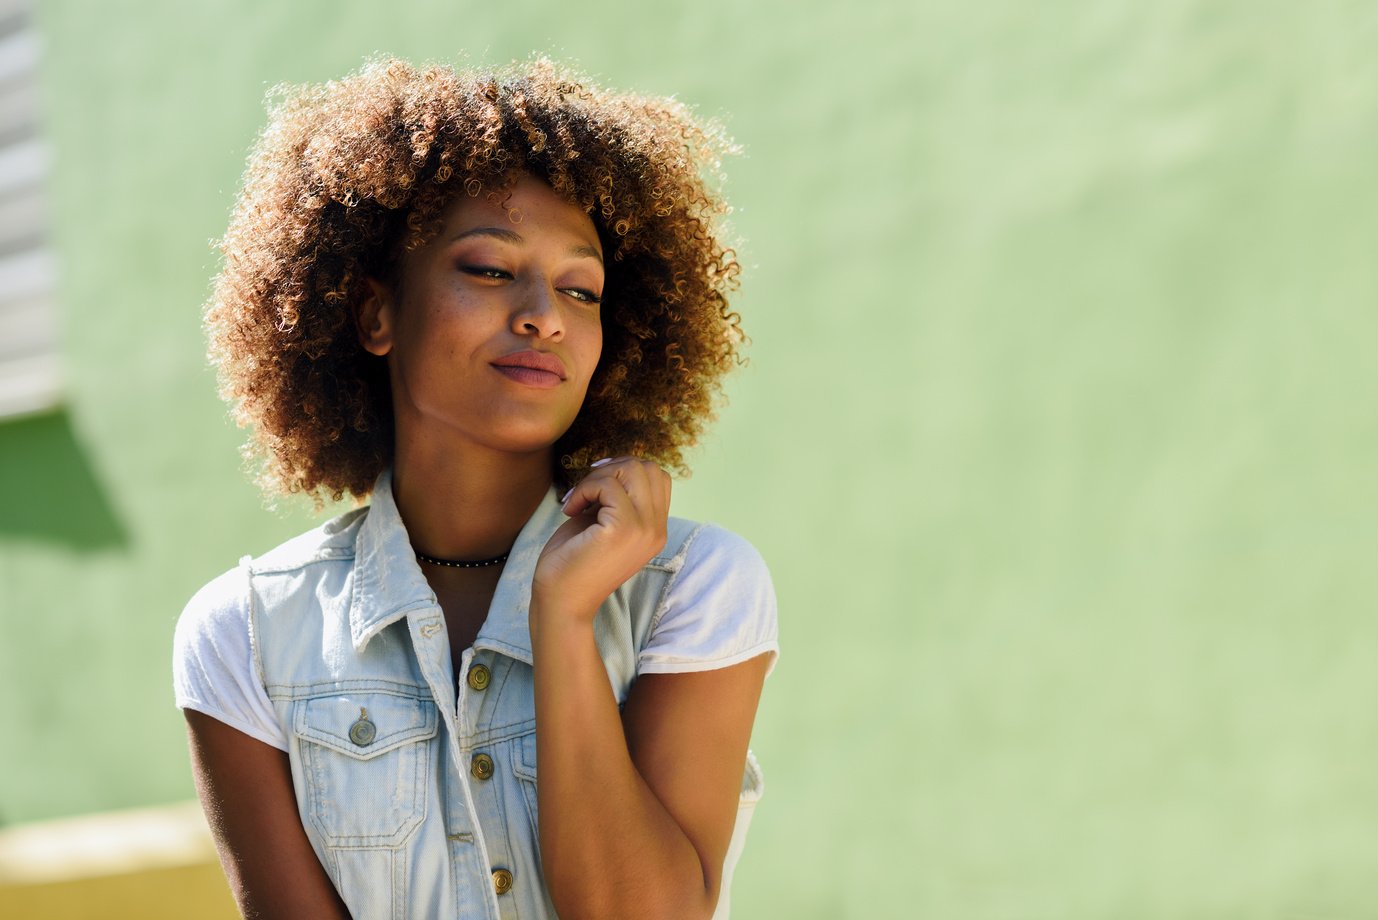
[436, 174, 602, 253]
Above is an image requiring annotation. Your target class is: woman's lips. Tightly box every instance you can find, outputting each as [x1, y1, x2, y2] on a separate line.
[491, 364, 563, 388]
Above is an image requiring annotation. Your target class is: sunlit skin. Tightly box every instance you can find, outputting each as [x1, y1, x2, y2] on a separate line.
[185, 173, 770, 920]
[362, 176, 605, 460]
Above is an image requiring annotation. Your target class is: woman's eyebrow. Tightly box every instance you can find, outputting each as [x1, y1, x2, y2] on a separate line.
[450, 226, 524, 245]
[451, 226, 603, 265]
[570, 244, 603, 265]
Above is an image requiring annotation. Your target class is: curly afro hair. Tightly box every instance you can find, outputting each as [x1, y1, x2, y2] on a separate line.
[206, 56, 745, 503]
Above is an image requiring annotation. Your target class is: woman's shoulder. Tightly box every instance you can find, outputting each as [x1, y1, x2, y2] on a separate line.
[177, 504, 369, 633]
[176, 563, 252, 643]
[173, 563, 288, 751]
[658, 517, 770, 575]
[243, 506, 370, 574]
[638, 518, 779, 677]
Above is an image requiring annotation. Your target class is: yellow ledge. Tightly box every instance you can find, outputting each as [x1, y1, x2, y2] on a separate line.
[0, 801, 237, 919]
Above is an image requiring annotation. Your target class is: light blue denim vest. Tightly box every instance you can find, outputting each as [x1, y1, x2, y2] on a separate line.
[243, 469, 763, 919]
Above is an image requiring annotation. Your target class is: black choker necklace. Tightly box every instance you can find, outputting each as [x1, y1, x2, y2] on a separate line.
[415, 549, 510, 569]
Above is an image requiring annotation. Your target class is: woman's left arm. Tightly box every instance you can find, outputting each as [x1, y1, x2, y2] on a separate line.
[530, 458, 771, 920]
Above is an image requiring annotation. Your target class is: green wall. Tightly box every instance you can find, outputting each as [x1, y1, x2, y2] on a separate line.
[3, 0, 1376, 915]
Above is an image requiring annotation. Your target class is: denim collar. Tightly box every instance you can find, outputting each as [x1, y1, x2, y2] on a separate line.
[349, 467, 565, 664]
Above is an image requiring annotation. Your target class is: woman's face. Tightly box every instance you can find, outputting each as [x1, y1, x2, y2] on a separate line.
[358, 173, 605, 459]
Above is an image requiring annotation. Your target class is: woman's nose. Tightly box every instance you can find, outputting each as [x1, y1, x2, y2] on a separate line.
[511, 281, 564, 340]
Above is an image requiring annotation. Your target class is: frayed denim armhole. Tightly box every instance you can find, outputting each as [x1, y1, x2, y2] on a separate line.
[645, 520, 711, 640]
[239, 555, 269, 700]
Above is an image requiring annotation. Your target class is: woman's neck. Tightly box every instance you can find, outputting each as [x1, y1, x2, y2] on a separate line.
[389, 438, 556, 562]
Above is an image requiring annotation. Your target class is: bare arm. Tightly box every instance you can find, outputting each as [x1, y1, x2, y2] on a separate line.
[532, 621, 769, 920]
[531, 457, 771, 920]
[184, 710, 351, 920]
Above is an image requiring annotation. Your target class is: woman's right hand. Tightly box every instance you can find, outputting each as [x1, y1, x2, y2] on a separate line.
[532, 456, 671, 622]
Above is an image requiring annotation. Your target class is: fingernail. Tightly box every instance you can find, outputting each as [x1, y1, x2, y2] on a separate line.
[590, 457, 614, 468]
[561, 488, 573, 503]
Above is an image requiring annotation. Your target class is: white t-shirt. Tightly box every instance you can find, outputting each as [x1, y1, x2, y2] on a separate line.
[174, 522, 779, 750]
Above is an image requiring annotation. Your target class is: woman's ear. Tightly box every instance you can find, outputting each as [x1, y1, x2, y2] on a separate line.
[356, 278, 395, 356]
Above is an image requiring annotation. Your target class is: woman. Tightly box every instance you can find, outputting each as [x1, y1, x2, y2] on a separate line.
[173, 57, 778, 919]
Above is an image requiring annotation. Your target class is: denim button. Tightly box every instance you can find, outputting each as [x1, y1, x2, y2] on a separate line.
[348, 710, 376, 746]
[467, 664, 491, 691]
[471, 753, 494, 780]
[492, 868, 513, 895]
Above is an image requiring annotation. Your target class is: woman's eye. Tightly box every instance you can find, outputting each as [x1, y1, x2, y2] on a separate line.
[461, 265, 598, 304]
[563, 288, 602, 305]
[461, 266, 511, 280]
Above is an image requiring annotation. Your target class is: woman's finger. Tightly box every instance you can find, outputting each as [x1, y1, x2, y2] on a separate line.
[566, 457, 657, 516]
[561, 465, 636, 519]
[610, 458, 659, 518]
[570, 457, 639, 509]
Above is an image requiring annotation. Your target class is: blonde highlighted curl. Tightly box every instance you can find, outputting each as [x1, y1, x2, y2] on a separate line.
[206, 57, 745, 503]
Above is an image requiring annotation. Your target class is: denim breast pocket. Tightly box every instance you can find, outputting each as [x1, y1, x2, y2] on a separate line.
[293, 691, 439, 847]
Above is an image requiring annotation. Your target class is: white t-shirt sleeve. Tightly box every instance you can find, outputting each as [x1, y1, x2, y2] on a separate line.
[172, 565, 289, 751]
[637, 524, 780, 678]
